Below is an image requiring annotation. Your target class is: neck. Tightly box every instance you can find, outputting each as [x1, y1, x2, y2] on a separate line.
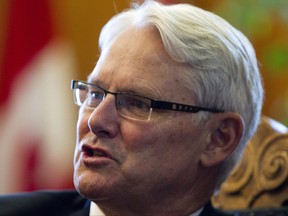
[94, 169, 216, 216]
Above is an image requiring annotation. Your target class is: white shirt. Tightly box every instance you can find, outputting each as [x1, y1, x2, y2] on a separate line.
[89, 202, 105, 216]
[89, 202, 203, 216]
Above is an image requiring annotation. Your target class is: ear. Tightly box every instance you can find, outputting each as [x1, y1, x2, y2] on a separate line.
[200, 112, 244, 167]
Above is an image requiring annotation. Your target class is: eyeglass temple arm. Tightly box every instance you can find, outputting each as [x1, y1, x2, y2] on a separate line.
[151, 101, 223, 113]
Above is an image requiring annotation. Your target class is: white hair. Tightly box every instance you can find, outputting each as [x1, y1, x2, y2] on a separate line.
[99, 0, 264, 190]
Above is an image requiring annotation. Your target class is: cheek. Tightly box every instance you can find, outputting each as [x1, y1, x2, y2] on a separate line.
[74, 112, 90, 162]
[121, 120, 192, 153]
[120, 118, 180, 150]
[76, 111, 90, 140]
[152, 120, 205, 159]
[120, 121, 203, 185]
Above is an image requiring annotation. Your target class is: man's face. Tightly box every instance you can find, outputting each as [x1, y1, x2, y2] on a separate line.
[74, 26, 211, 204]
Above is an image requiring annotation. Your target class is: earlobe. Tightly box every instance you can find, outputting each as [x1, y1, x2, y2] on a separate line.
[200, 113, 244, 167]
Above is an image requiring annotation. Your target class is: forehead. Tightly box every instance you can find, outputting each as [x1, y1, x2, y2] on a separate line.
[89, 26, 193, 101]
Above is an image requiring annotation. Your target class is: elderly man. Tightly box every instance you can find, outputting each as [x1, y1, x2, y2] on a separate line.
[0, 1, 263, 216]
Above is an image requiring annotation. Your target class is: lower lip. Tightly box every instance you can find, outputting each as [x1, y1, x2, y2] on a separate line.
[81, 152, 114, 167]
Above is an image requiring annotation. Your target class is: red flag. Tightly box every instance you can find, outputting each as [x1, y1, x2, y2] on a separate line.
[0, 0, 76, 193]
[0, 0, 52, 105]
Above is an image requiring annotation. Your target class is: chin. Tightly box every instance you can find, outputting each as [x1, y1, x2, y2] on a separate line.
[73, 170, 116, 201]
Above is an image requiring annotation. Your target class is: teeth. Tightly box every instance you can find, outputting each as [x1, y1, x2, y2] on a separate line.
[83, 146, 108, 157]
[93, 151, 106, 157]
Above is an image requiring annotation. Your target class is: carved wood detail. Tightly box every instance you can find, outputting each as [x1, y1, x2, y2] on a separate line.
[213, 116, 288, 210]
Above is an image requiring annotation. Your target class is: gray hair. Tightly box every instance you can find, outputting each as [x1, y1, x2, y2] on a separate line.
[99, 0, 264, 191]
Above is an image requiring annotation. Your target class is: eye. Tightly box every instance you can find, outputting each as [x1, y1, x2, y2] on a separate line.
[132, 99, 149, 109]
[116, 94, 152, 120]
[124, 96, 150, 111]
[117, 95, 149, 109]
[85, 89, 104, 107]
[90, 91, 103, 100]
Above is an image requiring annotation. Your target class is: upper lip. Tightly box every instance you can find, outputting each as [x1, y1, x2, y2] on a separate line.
[81, 144, 118, 163]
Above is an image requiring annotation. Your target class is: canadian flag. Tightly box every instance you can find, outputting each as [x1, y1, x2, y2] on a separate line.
[0, 0, 76, 193]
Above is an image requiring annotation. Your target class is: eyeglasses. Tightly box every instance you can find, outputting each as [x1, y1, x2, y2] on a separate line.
[71, 80, 223, 121]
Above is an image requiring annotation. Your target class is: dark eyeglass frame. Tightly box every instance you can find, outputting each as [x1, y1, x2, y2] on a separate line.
[71, 80, 223, 115]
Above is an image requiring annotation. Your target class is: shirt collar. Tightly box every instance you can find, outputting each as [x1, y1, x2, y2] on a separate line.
[89, 202, 203, 216]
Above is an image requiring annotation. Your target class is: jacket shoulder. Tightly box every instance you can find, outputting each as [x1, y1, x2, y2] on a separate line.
[0, 190, 89, 216]
[200, 202, 233, 216]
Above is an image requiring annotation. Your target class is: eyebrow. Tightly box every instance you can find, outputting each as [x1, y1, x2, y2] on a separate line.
[86, 76, 107, 90]
[120, 86, 158, 99]
[85, 78, 161, 101]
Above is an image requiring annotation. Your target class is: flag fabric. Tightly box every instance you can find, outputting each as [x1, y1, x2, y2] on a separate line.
[0, 0, 76, 193]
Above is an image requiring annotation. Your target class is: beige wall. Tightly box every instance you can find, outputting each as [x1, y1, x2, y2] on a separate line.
[51, 0, 131, 80]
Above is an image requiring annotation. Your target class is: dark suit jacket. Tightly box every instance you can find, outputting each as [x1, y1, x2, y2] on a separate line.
[0, 190, 229, 216]
[0, 190, 89, 216]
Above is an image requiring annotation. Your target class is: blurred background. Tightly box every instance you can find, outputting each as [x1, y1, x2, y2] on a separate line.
[0, 0, 287, 194]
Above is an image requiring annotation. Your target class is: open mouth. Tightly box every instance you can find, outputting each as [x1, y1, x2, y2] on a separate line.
[88, 149, 107, 157]
[82, 145, 109, 158]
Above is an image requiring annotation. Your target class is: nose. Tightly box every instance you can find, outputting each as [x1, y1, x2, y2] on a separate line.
[87, 94, 119, 138]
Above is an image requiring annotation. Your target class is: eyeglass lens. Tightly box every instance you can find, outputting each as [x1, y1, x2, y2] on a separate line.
[74, 82, 153, 121]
